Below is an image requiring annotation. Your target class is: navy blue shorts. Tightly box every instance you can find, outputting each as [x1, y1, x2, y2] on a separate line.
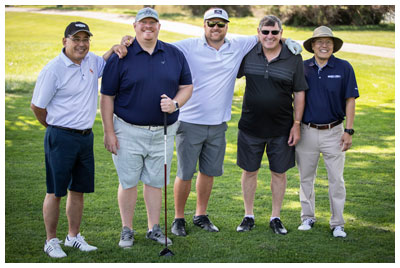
[236, 129, 295, 173]
[44, 126, 95, 197]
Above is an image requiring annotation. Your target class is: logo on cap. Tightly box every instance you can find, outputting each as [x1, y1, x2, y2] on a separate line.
[75, 23, 87, 28]
[215, 10, 222, 14]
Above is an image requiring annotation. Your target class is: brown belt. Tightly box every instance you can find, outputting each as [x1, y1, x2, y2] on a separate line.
[304, 120, 342, 130]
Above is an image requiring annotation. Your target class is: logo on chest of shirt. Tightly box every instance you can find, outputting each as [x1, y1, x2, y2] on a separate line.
[327, 75, 341, 79]
[89, 68, 94, 74]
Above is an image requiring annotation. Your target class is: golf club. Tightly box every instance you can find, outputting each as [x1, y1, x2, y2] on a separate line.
[159, 112, 174, 257]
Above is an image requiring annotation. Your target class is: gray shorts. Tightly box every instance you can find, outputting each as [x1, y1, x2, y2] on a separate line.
[176, 121, 227, 180]
[112, 116, 179, 189]
[237, 129, 295, 173]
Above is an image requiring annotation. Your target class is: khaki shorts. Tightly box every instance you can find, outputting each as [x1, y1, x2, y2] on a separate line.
[112, 116, 179, 189]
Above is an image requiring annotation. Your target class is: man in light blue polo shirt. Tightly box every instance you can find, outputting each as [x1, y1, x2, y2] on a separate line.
[31, 21, 126, 258]
[121, 7, 302, 236]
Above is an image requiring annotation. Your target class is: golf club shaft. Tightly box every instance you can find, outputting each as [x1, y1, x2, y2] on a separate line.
[163, 112, 168, 248]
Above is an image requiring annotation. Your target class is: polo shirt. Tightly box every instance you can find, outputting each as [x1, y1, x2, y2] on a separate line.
[302, 55, 359, 124]
[101, 39, 192, 126]
[237, 42, 308, 138]
[31, 50, 105, 130]
[173, 35, 257, 125]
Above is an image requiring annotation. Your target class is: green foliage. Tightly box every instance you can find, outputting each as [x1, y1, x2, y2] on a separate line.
[5, 11, 395, 263]
[183, 5, 253, 17]
[266, 5, 395, 26]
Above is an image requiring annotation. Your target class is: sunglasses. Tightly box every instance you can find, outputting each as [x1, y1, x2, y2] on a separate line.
[206, 21, 227, 28]
[260, 30, 281, 36]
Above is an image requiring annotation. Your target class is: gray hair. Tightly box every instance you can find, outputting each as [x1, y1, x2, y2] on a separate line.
[258, 15, 282, 31]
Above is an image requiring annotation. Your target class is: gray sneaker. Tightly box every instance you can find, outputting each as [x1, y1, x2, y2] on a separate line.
[146, 224, 172, 246]
[119, 226, 134, 248]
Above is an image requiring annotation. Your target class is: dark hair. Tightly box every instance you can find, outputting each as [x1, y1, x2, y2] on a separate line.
[258, 15, 282, 31]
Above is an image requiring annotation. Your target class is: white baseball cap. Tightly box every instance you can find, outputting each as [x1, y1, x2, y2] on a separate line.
[204, 8, 229, 22]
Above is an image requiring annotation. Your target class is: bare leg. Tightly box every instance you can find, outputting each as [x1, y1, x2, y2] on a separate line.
[43, 193, 61, 241]
[143, 184, 162, 229]
[241, 170, 259, 215]
[195, 172, 214, 216]
[66, 191, 84, 237]
[118, 184, 137, 229]
[173, 176, 192, 219]
[270, 171, 287, 218]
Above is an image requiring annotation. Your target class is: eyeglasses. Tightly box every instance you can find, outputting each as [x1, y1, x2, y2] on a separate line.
[260, 30, 281, 36]
[68, 37, 91, 44]
[206, 21, 227, 28]
[314, 40, 333, 46]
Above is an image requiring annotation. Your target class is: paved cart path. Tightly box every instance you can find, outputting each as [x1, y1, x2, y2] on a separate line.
[6, 7, 395, 59]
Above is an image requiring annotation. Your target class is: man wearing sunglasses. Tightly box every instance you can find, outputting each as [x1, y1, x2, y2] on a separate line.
[236, 15, 308, 235]
[31, 21, 127, 258]
[121, 7, 302, 237]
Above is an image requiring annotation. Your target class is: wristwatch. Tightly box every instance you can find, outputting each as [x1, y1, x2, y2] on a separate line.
[173, 100, 179, 112]
[344, 128, 355, 135]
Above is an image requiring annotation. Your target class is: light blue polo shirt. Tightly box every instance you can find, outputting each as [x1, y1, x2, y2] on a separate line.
[173, 35, 257, 125]
[32, 50, 105, 130]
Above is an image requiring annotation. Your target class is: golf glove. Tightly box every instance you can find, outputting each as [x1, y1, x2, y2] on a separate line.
[285, 38, 302, 55]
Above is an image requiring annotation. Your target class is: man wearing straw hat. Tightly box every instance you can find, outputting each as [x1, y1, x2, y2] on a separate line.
[296, 26, 359, 237]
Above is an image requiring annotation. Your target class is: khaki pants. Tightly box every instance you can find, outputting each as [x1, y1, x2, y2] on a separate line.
[295, 123, 346, 228]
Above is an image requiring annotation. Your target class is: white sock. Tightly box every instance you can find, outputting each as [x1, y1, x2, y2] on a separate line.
[270, 217, 280, 222]
[245, 215, 255, 219]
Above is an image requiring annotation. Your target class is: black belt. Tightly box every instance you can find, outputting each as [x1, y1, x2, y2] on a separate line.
[52, 125, 92, 135]
[304, 120, 342, 130]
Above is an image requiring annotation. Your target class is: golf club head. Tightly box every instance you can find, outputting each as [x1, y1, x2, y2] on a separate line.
[159, 247, 174, 257]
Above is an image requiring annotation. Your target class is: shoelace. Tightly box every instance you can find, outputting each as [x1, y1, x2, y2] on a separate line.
[121, 230, 133, 240]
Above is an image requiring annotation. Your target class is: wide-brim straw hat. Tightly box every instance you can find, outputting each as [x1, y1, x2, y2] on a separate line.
[303, 26, 343, 53]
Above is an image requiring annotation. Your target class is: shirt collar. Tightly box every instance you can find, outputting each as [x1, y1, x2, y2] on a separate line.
[132, 38, 165, 55]
[201, 34, 230, 47]
[60, 48, 88, 67]
[308, 55, 336, 69]
[256, 40, 289, 60]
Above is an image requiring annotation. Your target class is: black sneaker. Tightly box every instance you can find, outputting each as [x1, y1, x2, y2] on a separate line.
[171, 218, 187, 236]
[236, 217, 255, 232]
[193, 215, 219, 232]
[269, 218, 288, 235]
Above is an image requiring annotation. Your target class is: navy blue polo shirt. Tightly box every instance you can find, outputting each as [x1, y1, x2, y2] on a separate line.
[302, 55, 359, 124]
[101, 39, 192, 126]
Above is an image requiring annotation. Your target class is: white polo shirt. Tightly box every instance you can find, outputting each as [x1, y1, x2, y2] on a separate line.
[173, 35, 257, 125]
[32, 50, 105, 130]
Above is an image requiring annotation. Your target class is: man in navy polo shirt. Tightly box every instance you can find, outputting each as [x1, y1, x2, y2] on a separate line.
[296, 26, 359, 238]
[31, 21, 127, 258]
[100, 7, 193, 248]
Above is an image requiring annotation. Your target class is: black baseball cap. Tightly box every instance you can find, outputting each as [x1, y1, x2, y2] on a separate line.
[64, 21, 93, 37]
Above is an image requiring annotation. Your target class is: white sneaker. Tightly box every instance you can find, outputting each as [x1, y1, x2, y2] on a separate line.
[44, 238, 67, 258]
[332, 226, 347, 237]
[119, 226, 134, 248]
[64, 233, 98, 251]
[298, 218, 315, 231]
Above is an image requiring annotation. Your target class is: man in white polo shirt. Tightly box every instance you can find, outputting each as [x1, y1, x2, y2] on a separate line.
[121, 7, 302, 236]
[31, 21, 126, 258]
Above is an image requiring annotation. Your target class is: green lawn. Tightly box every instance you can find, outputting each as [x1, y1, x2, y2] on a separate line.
[4, 11, 395, 263]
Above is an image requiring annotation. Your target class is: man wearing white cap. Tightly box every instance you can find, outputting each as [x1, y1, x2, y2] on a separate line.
[296, 26, 359, 238]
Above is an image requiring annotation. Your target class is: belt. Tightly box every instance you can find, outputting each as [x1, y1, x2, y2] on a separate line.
[52, 125, 92, 135]
[132, 125, 164, 131]
[304, 120, 342, 130]
[115, 115, 164, 131]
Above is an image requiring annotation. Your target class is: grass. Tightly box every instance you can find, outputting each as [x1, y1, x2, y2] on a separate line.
[4, 11, 395, 263]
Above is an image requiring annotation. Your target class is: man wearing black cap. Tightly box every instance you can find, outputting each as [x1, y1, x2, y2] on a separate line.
[296, 26, 359, 238]
[31, 21, 127, 258]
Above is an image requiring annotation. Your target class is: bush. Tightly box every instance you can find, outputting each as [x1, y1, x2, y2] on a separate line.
[267, 5, 395, 26]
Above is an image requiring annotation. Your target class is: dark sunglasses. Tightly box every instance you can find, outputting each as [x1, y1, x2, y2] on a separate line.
[261, 30, 281, 35]
[207, 21, 227, 28]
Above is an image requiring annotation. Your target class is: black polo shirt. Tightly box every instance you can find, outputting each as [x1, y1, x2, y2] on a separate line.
[237, 41, 308, 138]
